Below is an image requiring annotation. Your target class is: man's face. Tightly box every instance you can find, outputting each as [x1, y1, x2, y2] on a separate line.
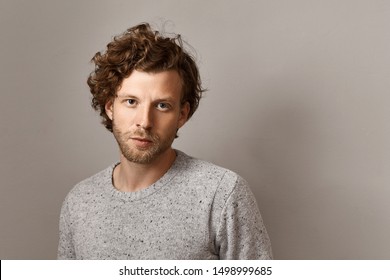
[105, 70, 189, 164]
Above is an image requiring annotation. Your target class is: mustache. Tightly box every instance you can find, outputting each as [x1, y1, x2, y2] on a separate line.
[124, 129, 159, 141]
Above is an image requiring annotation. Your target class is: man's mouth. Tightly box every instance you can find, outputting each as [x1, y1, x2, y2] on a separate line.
[130, 137, 154, 148]
[131, 137, 153, 142]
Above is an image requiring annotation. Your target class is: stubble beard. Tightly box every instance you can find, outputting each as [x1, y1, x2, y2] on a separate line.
[112, 119, 175, 165]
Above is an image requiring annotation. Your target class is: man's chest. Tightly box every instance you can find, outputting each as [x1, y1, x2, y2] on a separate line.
[71, 197, 217, 259]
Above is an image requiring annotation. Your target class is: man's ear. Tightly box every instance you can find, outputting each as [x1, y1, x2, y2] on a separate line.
[105, 99, 114, 120]
[178, 102, 190, 128]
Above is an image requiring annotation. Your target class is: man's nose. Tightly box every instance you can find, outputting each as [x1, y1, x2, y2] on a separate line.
[135, 105, 153, 130]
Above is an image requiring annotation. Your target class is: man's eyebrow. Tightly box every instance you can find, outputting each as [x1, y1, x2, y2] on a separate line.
[155, 97, 176, 103]
[117, 93, 137, 98]
[116, 94, 177, 103]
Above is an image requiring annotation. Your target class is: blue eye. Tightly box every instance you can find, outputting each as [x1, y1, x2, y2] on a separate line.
[157, 103, 170, 110]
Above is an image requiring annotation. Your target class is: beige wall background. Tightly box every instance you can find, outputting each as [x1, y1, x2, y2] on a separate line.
[1, 0, 389, 259]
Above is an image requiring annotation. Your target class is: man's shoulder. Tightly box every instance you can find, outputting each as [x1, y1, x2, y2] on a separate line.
[178, 150, 244, 189]
[178, 151, 254, 218]
[65, 163, 116, 202]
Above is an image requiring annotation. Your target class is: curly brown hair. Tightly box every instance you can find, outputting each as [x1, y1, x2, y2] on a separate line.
[87, 23, 204, 132]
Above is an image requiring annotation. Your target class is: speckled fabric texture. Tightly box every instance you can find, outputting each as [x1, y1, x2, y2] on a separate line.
[58, 150, 272, 259]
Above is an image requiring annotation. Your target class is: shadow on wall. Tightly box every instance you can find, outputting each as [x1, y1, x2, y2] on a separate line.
[211, 81, 344, 259]
[256, 91, 325, 259]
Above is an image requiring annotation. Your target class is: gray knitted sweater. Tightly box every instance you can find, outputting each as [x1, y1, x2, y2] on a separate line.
[58, 150, 272, 259]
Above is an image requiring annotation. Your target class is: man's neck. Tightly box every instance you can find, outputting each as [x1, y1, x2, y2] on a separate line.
[113, 148, 177, 192]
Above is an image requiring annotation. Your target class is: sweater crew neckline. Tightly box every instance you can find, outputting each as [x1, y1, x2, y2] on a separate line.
[103, 150, 188, 201]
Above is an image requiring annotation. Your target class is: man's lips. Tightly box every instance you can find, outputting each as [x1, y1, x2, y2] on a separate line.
[131, 137, 153, 143]
[130, 137, 154, 148]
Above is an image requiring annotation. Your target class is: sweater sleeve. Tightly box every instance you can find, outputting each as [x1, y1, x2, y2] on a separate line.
[215, 176, 273, 259]
[57, 198, 76, 259]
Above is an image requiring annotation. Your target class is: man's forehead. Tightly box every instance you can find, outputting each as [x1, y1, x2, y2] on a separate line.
[116, 91, 176, 101]
[116, 70, 183, 97]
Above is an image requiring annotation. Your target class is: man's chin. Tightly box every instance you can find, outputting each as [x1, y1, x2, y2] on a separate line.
[121, 148, 162, 165]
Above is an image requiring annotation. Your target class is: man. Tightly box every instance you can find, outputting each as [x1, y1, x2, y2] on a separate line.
[58, 23, 272, 259]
